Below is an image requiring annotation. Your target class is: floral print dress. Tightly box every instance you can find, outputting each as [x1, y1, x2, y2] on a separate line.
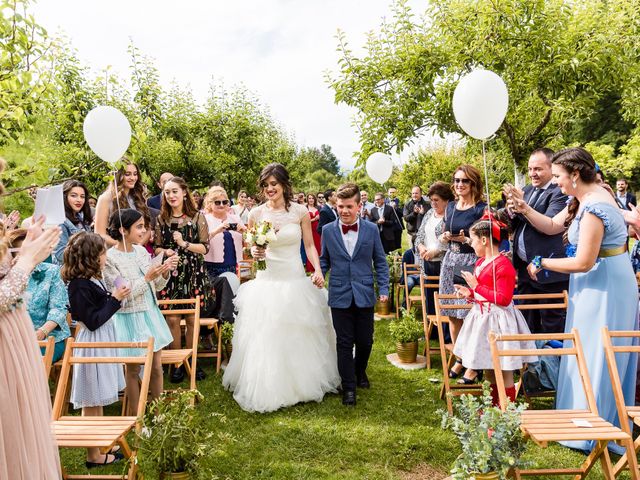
[155, 211, 213, 310]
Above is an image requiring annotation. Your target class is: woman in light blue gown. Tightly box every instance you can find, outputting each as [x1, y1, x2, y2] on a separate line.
[510, 147, 638, 453]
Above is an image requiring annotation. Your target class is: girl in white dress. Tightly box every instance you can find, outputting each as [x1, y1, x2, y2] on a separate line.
[222, 163, 340, 413]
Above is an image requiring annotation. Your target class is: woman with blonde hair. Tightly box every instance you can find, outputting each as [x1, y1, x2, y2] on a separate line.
[203, 187, 245, 324]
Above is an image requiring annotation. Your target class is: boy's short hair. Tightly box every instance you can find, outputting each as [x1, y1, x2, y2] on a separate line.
[336, 183, 361, 203]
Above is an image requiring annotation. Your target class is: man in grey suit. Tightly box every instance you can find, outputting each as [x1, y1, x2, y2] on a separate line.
[506, 147, 569, 334]
[320, 183, 389, 406]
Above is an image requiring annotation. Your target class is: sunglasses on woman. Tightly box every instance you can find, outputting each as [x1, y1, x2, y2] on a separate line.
[214, 200, 229, 206]
[453, 178, 471, 184]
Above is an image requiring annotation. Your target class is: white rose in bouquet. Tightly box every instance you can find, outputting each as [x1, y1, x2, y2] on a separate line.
[256, 234, 267, 245]
[265, 230, 277, 243]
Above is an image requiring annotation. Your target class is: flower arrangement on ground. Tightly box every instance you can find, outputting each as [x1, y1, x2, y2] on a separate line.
[244, 220, 277, 270]
[134, 389, 214, 479]
[440, 384, 528, 480]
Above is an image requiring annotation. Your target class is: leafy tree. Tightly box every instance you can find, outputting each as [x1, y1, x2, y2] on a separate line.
[329, 0, 639, 169]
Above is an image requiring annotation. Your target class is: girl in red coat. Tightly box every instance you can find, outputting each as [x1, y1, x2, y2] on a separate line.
[453, 213, 536, 406]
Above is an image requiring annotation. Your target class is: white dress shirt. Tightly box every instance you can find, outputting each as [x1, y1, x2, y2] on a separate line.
[339, 219, 359, 257]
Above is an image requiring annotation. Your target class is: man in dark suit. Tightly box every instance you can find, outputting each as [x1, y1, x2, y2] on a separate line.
[317, 189, 338, 235]
[507, 147, 569, 334]
[615, 178, 636, 211]
[370, 192, 399, 253]
[402, 185, 430, 245]
[386, 186, 404, 250]
[147, 172, 174, 210]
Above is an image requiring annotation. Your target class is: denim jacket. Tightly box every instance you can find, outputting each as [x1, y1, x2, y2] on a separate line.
[26, 263, 70, 343]
[53, 218, 92, 265]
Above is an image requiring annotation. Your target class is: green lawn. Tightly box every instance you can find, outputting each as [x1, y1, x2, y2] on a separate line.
[59, 319, 634, 479]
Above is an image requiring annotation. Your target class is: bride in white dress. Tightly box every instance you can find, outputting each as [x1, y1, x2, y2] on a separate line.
[222, 163, 341, 413]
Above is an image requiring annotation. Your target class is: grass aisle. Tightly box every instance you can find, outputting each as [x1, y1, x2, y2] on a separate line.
[60, 319, 630, 479]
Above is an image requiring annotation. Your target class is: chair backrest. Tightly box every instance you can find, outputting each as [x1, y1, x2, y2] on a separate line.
[52, 337, 155, 424]
[158, 296, 201, 352]
[489, 328, 597, 412]
[37, 336, 56, 378]
[513, 291, 568, 311]
[419, 274, 440, 319]
[403, 263, 421, 297]
[602, 327, 640, 436]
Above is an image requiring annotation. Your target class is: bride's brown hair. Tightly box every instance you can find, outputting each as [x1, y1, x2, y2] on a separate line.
[257, 163, 293, 211]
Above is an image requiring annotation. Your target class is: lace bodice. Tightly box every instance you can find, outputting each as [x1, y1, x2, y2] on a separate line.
[249, 203, 308, 278]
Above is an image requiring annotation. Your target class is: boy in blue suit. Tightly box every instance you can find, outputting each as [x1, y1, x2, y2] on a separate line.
[320, 182, 390, 406]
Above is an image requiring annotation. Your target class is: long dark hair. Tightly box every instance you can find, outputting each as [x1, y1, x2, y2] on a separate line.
[452, 164, 484, 204]
[63, 180, 93, 226]
[160, 176, 199, 223]
[551, 147, 597, 243]
[107, 209, 143, 241]
[258, 163, 293, 210]
[110, 159, 150, 223]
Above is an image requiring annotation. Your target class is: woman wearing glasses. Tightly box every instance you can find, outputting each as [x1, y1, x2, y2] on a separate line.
[154, 176, 212, 383]
[438, 165, 487, 384]
[203, 187, 245, 277]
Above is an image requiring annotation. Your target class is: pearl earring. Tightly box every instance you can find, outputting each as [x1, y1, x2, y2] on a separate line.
[572, 180, 577, 188]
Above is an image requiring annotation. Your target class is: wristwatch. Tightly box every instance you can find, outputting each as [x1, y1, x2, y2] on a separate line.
[182, 242, 190, 250]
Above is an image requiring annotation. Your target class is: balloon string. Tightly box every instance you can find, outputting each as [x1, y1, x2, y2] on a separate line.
[481, 140, 497, 305]
[112, 171, 127, 252]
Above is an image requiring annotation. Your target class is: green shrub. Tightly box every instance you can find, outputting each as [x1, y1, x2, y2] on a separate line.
[388, 308, 423, 343]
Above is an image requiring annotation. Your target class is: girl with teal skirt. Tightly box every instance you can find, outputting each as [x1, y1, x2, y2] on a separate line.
[104, 209, 179, 416]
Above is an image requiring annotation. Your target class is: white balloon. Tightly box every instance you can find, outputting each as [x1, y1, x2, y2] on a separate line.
[366, 152, 393, 184]
[452, 69, 509, 140]
[219, 271, 240, 296]
[83, 106, 132, 164]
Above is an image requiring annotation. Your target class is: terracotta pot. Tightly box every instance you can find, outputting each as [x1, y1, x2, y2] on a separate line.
[472, 472, 499, 480]
[377, 300, 391, 315]
[161, 472, 190, 480]
[396, 341, 418, 363]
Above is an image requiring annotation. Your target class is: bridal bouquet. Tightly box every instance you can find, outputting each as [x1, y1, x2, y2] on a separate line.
[244, 220, 277, 270]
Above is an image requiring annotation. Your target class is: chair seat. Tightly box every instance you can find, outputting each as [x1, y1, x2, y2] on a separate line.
[200, 317, 218, 328]
[521, 410, 628, 443]
[161, 349, 192, 364]
[52, 416, 136, 448]
[626, 406, 640, 419]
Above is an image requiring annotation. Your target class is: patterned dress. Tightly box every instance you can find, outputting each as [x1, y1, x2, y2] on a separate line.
[154, 212, 213, 310]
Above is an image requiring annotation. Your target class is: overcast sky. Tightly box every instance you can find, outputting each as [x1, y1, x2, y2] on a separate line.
[31, 0, 430, 170]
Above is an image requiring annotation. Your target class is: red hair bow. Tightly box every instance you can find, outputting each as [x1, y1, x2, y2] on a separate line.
[480, 211, 506, 242]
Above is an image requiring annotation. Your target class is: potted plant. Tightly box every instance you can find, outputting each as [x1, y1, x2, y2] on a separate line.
[220, 322, 234, 359]
[440, 384, 528, 480]
[388, 308, 423, 363]
[134, 389, 214, 479]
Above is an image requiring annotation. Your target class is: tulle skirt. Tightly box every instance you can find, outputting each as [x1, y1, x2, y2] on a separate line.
[453, 302, 537, 371]
[222, 270, 341, 413]
[0, 306, 60, 479]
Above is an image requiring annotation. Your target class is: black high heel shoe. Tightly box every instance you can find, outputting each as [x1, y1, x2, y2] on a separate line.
[457, 369, 483, 385]
[448, 359, 465, 379]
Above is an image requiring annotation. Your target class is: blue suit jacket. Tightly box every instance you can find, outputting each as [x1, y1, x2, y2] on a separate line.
[320, 219, 390, 308]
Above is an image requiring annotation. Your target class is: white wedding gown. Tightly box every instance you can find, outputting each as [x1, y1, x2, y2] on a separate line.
[222, 202, 341, 413]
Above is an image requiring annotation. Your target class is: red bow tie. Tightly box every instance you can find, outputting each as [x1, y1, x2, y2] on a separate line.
[341, 223, 358, 234]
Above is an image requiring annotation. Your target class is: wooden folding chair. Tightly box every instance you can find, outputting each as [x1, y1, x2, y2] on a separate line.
[38, 336, 55, 378]
[512, 291, 568, 400]
[199, 317, 222, 373]
[433, 293, 482, 414]
[403, 263, 422, 312]
[52, 337, 154, 480]
[602, 327, 640, 477]
[489, 328, 637, 479]
[158, 297, 201, 396]
[238, 258, 255, 283]
[419, 274, 440, 368]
